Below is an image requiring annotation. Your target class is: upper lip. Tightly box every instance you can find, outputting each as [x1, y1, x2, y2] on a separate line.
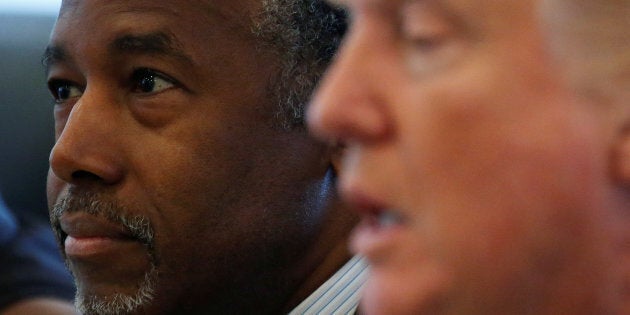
[60, 212, 135, 240]
[342, 186, 409, 231]
[342, 187, 389, 219]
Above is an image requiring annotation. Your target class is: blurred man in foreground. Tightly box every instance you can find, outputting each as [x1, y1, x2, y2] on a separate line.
[308, 0, 629, 313]
[44, 0, 363, 314]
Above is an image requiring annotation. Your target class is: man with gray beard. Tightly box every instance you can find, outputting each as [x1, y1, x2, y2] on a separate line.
[44, 0, 364, 314]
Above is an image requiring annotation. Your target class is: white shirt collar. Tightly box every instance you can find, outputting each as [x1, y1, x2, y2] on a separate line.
[288, 256, 367, 315]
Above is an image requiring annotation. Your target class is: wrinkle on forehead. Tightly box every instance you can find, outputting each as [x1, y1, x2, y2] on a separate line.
[57, 0, 259, 31]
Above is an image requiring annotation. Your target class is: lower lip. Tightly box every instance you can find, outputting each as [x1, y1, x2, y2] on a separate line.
[350, 219, 406, 258]
[64, 236, 133, 257]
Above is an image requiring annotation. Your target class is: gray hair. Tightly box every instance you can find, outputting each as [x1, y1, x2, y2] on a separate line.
[253, 0, 347, 129]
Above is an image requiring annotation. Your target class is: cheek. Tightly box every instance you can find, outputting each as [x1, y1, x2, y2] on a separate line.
[393, 76, 611, 301]
[396, 69, 604, 215]
[46, 170, 67, 210]
[361, 234, 452, 315]
[130, 134, 257, 291]
[126, 118, 252, 237]
[132, 105, 256, 196]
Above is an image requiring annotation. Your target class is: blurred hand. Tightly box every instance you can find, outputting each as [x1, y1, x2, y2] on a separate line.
[2, 298, 77, 315]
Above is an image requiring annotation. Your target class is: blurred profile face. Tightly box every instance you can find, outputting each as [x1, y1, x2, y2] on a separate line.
[308, 0, 628, 314]
[46, 0, 335, 314]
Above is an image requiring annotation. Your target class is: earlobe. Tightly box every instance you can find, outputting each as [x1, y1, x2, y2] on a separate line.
[612, 124, 630, 314]
[613, 125, 630, 185]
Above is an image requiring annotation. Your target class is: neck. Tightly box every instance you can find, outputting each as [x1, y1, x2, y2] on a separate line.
[282, 195, 359, 312]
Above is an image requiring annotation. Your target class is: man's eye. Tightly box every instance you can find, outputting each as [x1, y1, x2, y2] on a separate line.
[132, 68, 176, 94]
[48, 81, 83, 103]
[398, 2, 463, 77]
[406, 36, 444, 52]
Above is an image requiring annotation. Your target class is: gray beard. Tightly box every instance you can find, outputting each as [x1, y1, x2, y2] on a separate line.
[51, 190, 159, 315]
[75, 266, 158, 315]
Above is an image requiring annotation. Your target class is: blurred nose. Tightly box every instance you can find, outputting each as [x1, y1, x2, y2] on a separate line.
[49, 86, 125, 186]
[307, 18, 392, 145]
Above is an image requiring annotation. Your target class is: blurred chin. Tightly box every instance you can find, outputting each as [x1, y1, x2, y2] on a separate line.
[360, 268, 448, 315]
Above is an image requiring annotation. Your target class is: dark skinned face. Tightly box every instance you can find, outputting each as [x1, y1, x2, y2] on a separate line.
[46, 0, 335, 313]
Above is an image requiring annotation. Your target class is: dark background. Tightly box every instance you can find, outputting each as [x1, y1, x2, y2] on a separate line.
[0, 14, 57, 224]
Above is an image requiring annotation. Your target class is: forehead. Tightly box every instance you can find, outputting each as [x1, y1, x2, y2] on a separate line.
[50, 0, 263, 64]
[59, 0, 259, 16]
[55, 0, 260, 36]
[336, 0, 531, 28]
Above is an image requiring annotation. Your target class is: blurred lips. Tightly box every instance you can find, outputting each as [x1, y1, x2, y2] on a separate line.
[351, 209, 406, 258]
[345, 191, 407, 260]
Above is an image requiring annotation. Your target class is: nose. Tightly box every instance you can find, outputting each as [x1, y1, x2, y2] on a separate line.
[307, 19, 392, 145]
[49, 86, 125, 186]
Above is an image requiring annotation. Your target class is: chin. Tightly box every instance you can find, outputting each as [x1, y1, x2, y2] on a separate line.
[74, 267, 158, 315]
[359, 273, 448, 315]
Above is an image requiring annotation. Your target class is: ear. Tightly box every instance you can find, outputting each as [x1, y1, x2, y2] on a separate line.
[613, 125, 630, 185]
[620, 207, 630, 315]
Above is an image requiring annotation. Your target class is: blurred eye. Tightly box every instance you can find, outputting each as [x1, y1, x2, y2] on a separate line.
[399, 1, 461, 76]
[400, 1, 449, 52]
[48, 80, 83, 103]
[131, 68, 176, 94]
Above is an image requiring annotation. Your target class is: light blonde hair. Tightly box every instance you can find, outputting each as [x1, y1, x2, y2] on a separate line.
[541, 0, 629, 99]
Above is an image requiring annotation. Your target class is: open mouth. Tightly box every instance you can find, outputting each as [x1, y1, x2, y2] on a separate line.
[350, 206, 409, 261]
[373, 210, 406, 229]
[355, 202, 407, 231]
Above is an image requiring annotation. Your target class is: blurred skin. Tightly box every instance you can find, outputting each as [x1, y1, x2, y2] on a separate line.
[540, 0, 629, 117]
[45, 0, 354, 314]
[539, 0, 630, 314]
[308, 0, 630, 314]
[3, 298, 78, 315]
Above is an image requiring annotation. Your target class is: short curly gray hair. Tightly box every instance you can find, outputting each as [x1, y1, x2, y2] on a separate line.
[253, 0, 347, 129]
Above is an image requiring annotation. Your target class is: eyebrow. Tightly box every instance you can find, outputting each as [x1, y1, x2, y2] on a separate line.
[110, 32, 193, 64]
[42, 45, 67, 73]
[42, 31, 195, 72]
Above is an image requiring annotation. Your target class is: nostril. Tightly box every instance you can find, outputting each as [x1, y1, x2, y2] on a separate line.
[71, 170, 101, 181]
